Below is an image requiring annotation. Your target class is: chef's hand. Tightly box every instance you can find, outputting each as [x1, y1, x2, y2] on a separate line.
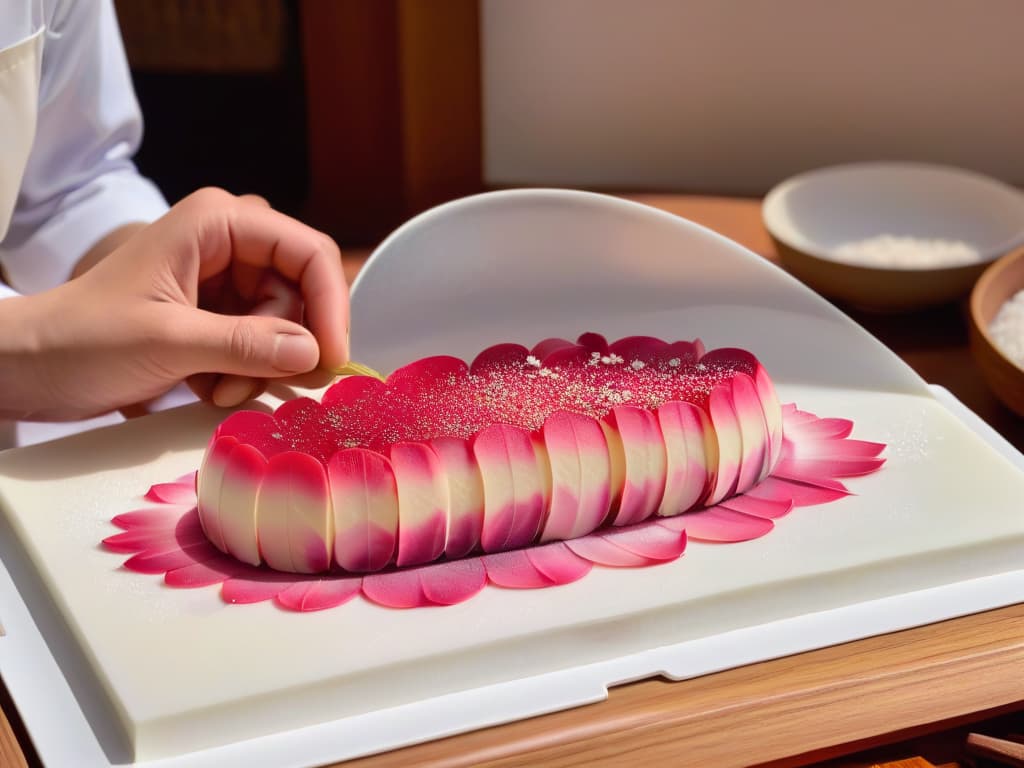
[0, 188, 349, 421]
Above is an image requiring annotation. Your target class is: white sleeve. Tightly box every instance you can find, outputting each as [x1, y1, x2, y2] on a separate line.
[0, 0, 168, 295]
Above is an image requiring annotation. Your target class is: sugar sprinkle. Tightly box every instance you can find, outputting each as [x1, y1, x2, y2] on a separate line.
[990, 289, 1024, 370]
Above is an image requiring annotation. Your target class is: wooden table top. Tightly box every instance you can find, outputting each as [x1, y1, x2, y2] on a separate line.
[3, 194, 1022, 768]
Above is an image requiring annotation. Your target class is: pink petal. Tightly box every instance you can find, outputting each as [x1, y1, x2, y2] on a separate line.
[675, 507, 774, 542]
[144, 481, 197, 506]
[321, 374, 384, 410]
[746, 476, 850, 506]
[124, 542, 219, 574]
[664, 340, 703, 365]
[469, 343, 530, 375]
[530, 337, 577, 359]
[165, 555, 248, 587]
[541, 344, 591, 368]
[595, 522, 687, 561]
[111, 508, 182, 530]
[387, 355, 468, 389]
[773, 455, 886, 481]
[213, 410, 284, 457]
[608, 335, 669, 362]
[474, 424, 547, 552]
[699, 347, 757, 376]
[328, 448, 399, 572]
[576, 332, 609, 354]
[783, 417, 854, 440]
[275, 397, 337, 463]
[361, 568, 428, 608]
[419, 558, 487, 605]
[717, 494, 793, 520]
[222, 573, 301, 604]
[705, 382, 742, 505]
[525, 542, 593, 584]
[104, 527, 204, 554]
[730, 372, 769, 492]
[565, 534, 656, 567]
[274, 577, 362, 611]
[785, 437, 886, 460]
[782, 407, 819, 425]
[483, 548, 552, 588]
[362, 561, 490, 607]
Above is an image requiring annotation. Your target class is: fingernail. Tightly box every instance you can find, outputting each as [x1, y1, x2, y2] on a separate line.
[274, 333, 318, 373]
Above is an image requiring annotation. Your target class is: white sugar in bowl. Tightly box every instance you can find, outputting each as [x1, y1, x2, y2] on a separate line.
[763, 162, 1024, 311]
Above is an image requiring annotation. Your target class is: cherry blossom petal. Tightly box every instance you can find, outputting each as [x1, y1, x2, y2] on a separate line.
[469, 343, 531, 375]
[321, 374, 385, 410]
[125, 542, 219, 574]
[530, 337, 577, 359]
[222, 573, 300, 604]
[608, 335, 669, 362]
[275, 578, 363, 612]
[675, 507, 774, 542]
[783, 417, 854, 440]
[594, 523, 687, 561]
[745, 476, 850, 506]
[144, 481, 198, 506]
[104, 528, 204, 554]
[361, 569, 427, 608]
[541, 344, 592, 368]
[419, 558, 487, 605]
[773, 455, 886, 482]
[576, 332, 609, 355]
[165, 556, 249, 587]
[786, 437, 886, 459]
[565, 536, 657, 567]
[213, 411, 284, 457]
[362, 561, 488, 608]
[387, 355, 469, 390]
[525, 543, 593, 584]
[111, 509, 173, 530]
[483, 548, 552, 588]
[717, 494, 793, 520]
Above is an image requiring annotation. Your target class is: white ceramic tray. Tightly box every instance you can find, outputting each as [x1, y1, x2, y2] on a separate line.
[2, 191, 1023, 768]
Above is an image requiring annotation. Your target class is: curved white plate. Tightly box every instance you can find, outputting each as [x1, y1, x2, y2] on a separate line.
[351, 189, 930, 396]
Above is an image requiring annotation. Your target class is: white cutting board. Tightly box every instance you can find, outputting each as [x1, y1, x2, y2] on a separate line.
[1, 190, 1023, 768]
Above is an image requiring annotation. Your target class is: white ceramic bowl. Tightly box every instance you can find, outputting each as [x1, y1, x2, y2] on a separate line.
[763, 163, 1024, 311]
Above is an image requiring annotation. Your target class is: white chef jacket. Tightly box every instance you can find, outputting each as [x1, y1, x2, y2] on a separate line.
[1, 0, 175, 447]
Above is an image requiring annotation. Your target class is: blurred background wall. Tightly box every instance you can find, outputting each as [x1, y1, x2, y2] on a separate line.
[115, 0, 310, 217]
[482, 0, 1024, 194]
[115, 0, 1024, 244]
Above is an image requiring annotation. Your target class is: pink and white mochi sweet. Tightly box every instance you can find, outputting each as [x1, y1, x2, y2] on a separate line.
[196, 333, 785, 574]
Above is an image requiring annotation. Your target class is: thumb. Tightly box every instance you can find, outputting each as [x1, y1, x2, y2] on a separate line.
[165, 307, 321, 379]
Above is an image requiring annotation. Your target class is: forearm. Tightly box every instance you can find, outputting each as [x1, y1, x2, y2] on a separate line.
[0, 293, 50, 420]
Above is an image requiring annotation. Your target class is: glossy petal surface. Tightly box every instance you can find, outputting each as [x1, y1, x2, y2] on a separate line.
[107, 394, 884, 611]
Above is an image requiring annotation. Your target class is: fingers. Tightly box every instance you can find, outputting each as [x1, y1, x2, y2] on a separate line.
[186, 372, 267, 407]
[274, 367, 337, 390]
[250, 273, 303, 323]
[163, 306, 320, 381]
[237, 193, 271, 209]
[211, 374, 262, 407]
[181, 190, 350, 371]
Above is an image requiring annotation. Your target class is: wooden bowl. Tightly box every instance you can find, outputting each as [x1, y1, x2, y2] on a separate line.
[764, 163, 1024, 312]
[969, 246, 1024, 417]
